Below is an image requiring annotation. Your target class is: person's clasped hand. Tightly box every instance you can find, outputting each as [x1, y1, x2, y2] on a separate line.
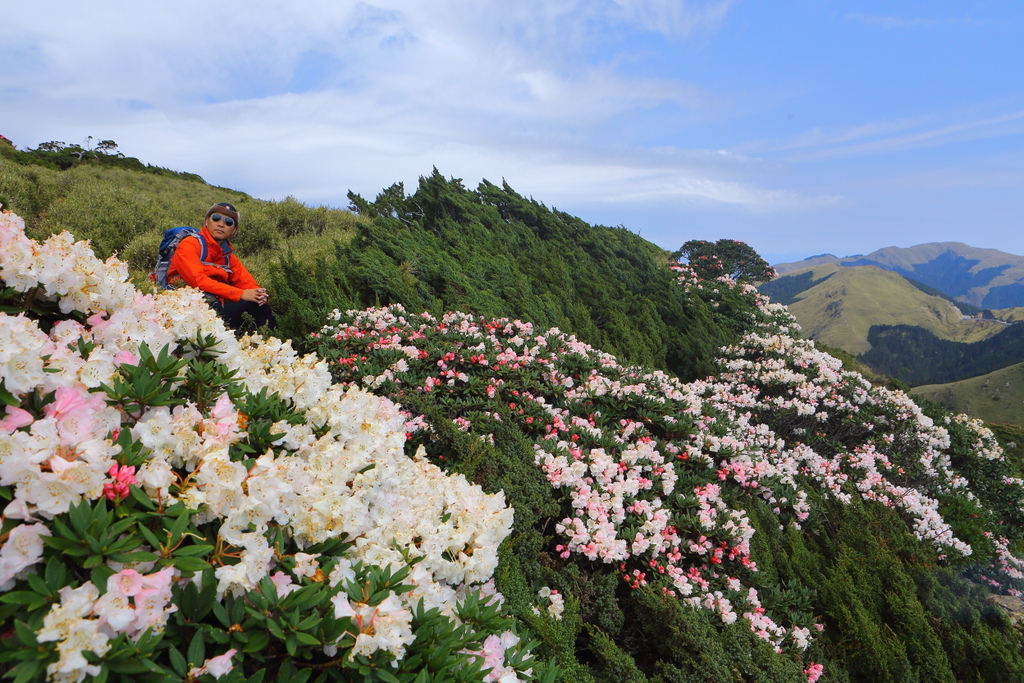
[241, 288, 269, 305]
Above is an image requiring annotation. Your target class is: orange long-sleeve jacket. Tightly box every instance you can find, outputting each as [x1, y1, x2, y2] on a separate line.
[167, 226, 259, 302]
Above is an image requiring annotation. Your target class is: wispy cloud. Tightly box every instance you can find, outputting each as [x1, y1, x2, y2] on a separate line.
[739, 107, 1024, 166]
[611, 0, 735, 38]
[845, 12, 974, 30]
[783, 110, 1024, 162]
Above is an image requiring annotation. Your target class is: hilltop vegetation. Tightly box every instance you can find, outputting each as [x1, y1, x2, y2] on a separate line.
[271, 171, 738, 380]
[4, 147, 1024, 682]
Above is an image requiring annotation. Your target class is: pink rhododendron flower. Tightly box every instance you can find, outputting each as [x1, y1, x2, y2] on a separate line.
[0, 405, 33, 432]
[112, 349, 139, 366]
[270, 571, 300, 598]
[188, 649, 237, 680]
[103, 463, 137, 501]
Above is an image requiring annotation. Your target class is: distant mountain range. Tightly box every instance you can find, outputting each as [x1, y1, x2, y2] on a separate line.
[758, 262, 1007, 356]
[774, 242, 1024, 309]
[763, 243, 1024, 425]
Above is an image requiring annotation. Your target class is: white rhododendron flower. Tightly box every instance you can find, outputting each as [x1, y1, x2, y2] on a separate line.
[0, 210, 522, 678]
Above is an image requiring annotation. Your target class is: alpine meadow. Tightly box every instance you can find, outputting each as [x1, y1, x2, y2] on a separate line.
[4, 141, 1024, 683]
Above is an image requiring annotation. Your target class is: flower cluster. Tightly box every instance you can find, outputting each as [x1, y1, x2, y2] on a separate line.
[36, 567, 176, 680]
[531, 587, 564, 621]
[314, 268, 1024, 669]
[0, 210, 541, 682]
[314, 304, 817, 653]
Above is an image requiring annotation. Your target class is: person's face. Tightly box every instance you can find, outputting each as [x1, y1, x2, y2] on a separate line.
[206, 212, 237, 240]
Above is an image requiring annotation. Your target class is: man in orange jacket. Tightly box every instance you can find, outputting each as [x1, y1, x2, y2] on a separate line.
[167, 202, 276, 329]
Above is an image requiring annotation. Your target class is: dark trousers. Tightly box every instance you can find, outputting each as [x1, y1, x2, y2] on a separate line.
[210, 298, 277, 331]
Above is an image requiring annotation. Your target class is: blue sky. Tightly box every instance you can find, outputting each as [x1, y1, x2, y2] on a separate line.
[3, 0, 1022, 264]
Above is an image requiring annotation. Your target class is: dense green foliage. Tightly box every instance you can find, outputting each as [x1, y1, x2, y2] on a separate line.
[271, 170, 735, 380]
[861, 322, 1024, 386]
[672, 239, 776, 283]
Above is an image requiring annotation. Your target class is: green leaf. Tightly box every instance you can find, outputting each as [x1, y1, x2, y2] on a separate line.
[212, 600, 231, 627]
[90, 564, 116, 590]
[107, 551, 160, 563]
[187, 630, 206, 667]
[0, 381, 19, 407]
[107, 515, 138, 537]
[11, 659, 43, 683]
[105, 659, 153, 675]
[43, 556, 68, 590]
[136, 522, 164, 550]
[82, 553, 104, 569]
[0, 591, 47, 607]
[127, 483, 157, 511]
[13, 620, 39, 647]
[171, 555, 211, 573]
[25, 573, 49, 596]
[172, 544, 214, 557]
[243, 631, 270, 654]
[294, 632, 320, 647]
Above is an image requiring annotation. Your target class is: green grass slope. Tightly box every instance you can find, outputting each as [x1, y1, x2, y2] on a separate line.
[0, 143, 364, 289]
[762, 263, 1005, 355]
[914, 361, 1024, 426]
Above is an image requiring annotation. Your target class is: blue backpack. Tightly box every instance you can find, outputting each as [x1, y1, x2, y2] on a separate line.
[150, 226, 233, 289]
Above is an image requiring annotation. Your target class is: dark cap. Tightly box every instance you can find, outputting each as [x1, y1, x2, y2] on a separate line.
[205, 202, 240, 227]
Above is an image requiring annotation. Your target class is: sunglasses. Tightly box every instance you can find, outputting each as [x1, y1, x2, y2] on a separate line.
[209, 213, 236, 227]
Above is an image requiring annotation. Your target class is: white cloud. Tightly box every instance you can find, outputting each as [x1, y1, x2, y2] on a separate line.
[611, 0, 735, 38]
[845, 13, 973, 30]
[778, 110, 1024, 162]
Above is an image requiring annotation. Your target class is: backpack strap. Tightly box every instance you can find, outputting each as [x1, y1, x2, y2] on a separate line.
[195, 233, 233, 276]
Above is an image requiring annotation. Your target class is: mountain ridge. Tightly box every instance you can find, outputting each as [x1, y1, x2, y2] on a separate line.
[758, 262, 1006, 356]
[774, 242, 1024, 308]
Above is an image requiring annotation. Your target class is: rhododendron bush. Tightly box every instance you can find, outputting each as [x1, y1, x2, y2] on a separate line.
[312, 266, 1024, 680]
[0, 209, 556, 683]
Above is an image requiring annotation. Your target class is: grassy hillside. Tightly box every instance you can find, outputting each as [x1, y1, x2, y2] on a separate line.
[994, 306, 1024, 322]
[0, 142, 364, 290]
[759, 263, 1004, 355]
[914, 362, 1024, 426]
